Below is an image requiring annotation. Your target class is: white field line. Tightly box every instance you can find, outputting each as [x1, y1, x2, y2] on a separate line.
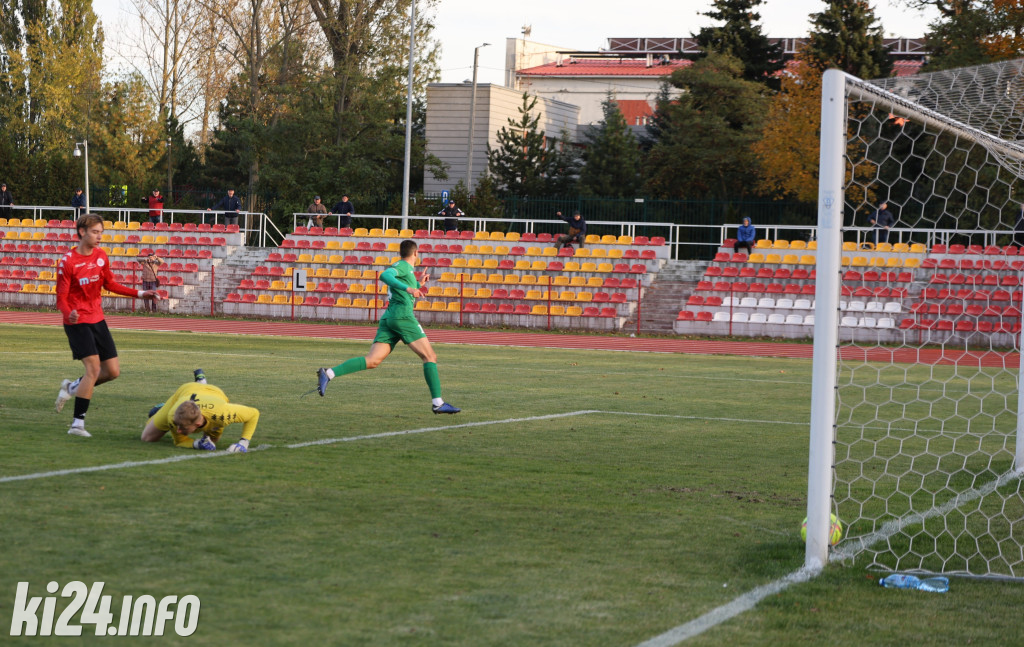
[0, 410, 603, 484]
[633, 467, 1024, 647]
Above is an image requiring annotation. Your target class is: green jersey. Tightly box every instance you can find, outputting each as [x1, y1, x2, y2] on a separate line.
[379, 259, 419, 318]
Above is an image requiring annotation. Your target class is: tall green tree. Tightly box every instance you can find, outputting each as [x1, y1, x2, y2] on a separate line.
[486, 93, 559, 197]
[579, 95, 641, 198]
[804, 0, 893, 78]
[694, 0, 785, 86]
[643, 53, 767, 200]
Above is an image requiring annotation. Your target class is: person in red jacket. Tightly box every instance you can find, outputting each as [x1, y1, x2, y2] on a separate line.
[140, 188, 164, 224]
[54, 214, 162, 437]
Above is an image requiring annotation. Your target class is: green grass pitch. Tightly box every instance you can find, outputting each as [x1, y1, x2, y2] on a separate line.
[2, 324, 1023, 646]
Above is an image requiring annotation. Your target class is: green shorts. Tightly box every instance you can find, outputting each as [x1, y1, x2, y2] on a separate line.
[373, 313, 427, 347]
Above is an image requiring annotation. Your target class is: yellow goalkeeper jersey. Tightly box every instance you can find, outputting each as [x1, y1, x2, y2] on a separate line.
[150, 383, 260, 448]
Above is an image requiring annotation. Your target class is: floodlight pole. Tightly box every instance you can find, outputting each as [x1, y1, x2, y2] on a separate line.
[466, 42, 490, 193]
[400, 0, 416, 230]
[74, 140, 90, 213]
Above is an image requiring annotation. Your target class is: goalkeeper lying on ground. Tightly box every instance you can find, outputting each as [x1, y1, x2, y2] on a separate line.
[140, 369, 259, 453]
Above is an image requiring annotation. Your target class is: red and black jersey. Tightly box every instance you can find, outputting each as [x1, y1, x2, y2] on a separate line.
[56, 247, 139, 324]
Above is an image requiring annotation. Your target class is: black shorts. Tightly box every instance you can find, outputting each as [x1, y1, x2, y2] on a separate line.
[64, 321, 118, 361]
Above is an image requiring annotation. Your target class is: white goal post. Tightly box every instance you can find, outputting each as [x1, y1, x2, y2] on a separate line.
[808, 60, 1024, 576]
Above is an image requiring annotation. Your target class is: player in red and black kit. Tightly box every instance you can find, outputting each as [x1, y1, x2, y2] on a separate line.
[54, 214, 162, 437]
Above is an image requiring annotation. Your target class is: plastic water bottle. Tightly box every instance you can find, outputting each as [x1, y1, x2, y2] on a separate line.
[878, 574, 949, 593]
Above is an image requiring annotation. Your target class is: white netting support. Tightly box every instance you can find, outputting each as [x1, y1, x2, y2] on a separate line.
[810, 59, 1024, 578]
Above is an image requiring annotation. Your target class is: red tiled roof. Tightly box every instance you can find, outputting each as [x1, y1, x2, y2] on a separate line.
[518, 59, 690, 77]
[616, 99, 654, 124]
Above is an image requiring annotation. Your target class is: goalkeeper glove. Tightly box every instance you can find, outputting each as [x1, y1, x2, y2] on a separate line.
[227, 438, 249, 453]
[193, 436, 216, 451]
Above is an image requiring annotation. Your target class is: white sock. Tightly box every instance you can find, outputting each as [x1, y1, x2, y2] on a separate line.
[432, 397, 444, 407]
[326, 368, 336, 380]
[69, 377, 82, 395]
[71, 419, 85, 428]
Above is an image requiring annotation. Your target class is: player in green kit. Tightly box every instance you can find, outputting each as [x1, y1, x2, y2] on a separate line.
[316, 239, 460, 414]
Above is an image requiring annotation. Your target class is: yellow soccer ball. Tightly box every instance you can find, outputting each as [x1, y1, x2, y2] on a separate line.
[801, 513, 842, 546]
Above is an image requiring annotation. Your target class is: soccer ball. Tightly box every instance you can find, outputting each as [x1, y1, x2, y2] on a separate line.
[801, 514, 843, 546]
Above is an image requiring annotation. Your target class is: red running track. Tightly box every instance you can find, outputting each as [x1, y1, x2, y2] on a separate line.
[0, 310, 1016, 367]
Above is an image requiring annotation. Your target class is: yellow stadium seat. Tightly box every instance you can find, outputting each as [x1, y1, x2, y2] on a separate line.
[799, 255, 816, 265]
[467, 259, 483, 268]
[550, 305, 566, 316]
[270, 280, 288, 290]
[586, 277, 603, 287]
[557, 291, 575, 301]
[892, 243, 910, 253]
[272, 295, 289, 304]
[112, 221, 127, 230]
[585, 235, 601, 244]
[563, 261, 581, 272]
[617, 235, 633, 245]
[368, 228, 384, 237]
[464, 244, 479, 254]
[476, 288, 492, 299]
[141, 235, 155, 243]
[495, 246, 509, 255]
[553, 276, 570, 286]
[747, 253, 764, 263]
[542, 247, 558, 257]
[755, 239, 772, 248]
[324, 240, 341, 250]
[852, 256, 868, 267]
[505, 232, 520, 242]
[568, 276, 585, 287]
[842, 241, 858, 251]
[607, 249, 623, 259]
[360, 269, 377, 279]
[525, 247, 542, 256]
[443, 287, 460, 297]
[782, 255, 799, 265]
[474, 230, 489, 240]
[111, 247, 126, 256]
[537, 275, 550, 286]
[5, 218, 18, 226]
[330, 268, 346, 279]
[574, 248, 590, 257]
[531, 305, 548, 315]
[807, 240, 818, 250]
[415, 300, 430, 310]
[156, 235, 169, 244]
[869, 257, 886, 267]
[764, 254, 782, 264]
[430, 301, 446, 311]
[328, 255, 344, 264]
[504, 274, 520, 285]
[520, 275, 537, 285]
[341, 241, 356, 250]
[103, 220, 115, 228]
[576, 292, 593, 302]
[298, 253, 313, 262]
[21, 284, 37, 293]
[772, 240, 789, 249]
[125, 248, 139, 257]
[478, 245, 494, 255]
[399, 229, 414, 238]
[427, 286, 444, 297]
[590, 249, 607, 258]
[334, 297, 352, 307]
[581, 262, 598, 272]
[910, 243, 927, 254]
[525, 290, 543, 300]
[841, 257, 851, 266]
[903, 257, 921, 268]
[470, 272, 487, 283]
[489, 231, 505, 241]
[446, 301, 460, 312]
[440, 272, 457, 282]
[451, 258, 467, 268]
[462, 288, 476, 298]
[515, 260, 531, 270]
[256, 294, 272, 304]
[566, 306, 583, 316]
[387, 243, 400, 252]
[32, 232, 45, 240]
[345, 268, 362, 279]
[352, 228, 369, 237]
[19, 231, 35, 239]
[876, 242, 893, 252]
[601, 235, 617, 244]
[789, 240, 807, 250]
[127, 221, 141, 230]
[383, 228, 399, 237]
[314, 268, 330, 278]
[353, 298, 369, 308]
[531, 260, 547, 271]
[885, 257, 902, 267]
[347, 284, 364, 294]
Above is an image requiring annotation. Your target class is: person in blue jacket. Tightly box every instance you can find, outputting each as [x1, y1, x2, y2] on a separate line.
[207, 189, 242, 227]
[734, 217, 755, 255]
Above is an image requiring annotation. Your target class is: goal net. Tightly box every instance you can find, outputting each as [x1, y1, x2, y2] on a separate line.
[807, 59, 1024, 578]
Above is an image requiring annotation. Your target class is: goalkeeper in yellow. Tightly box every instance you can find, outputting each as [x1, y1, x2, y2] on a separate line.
[141, 369, 259, 452]
[315, 239, 460, 414]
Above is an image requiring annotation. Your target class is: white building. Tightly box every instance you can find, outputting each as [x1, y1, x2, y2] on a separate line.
[423, 83, 579, 195]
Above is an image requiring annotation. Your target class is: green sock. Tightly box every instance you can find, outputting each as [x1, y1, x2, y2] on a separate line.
[423, 362, 442, 399]
[331, 357, 367, 377]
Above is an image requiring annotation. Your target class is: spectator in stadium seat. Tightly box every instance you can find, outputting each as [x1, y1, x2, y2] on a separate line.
[331, 195, 355, 229]
[140, 189, 164, 224]
[734, 217, 755, 255]
[869, 201, 895, 244]
[315, 239, 460, 415]
[208, 188, 242, 227]
[437, 199, 463, 232]
[557, 210, 587, 249]
[307, 195, 328, 228]
[54, 213, 163, 438]
[0, 182, 13, 218]
[139, 251, 164, 312]
[1014, 202, 1024, 248]
[140, 371, 259, 453]
[71, 188, 86, 217]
